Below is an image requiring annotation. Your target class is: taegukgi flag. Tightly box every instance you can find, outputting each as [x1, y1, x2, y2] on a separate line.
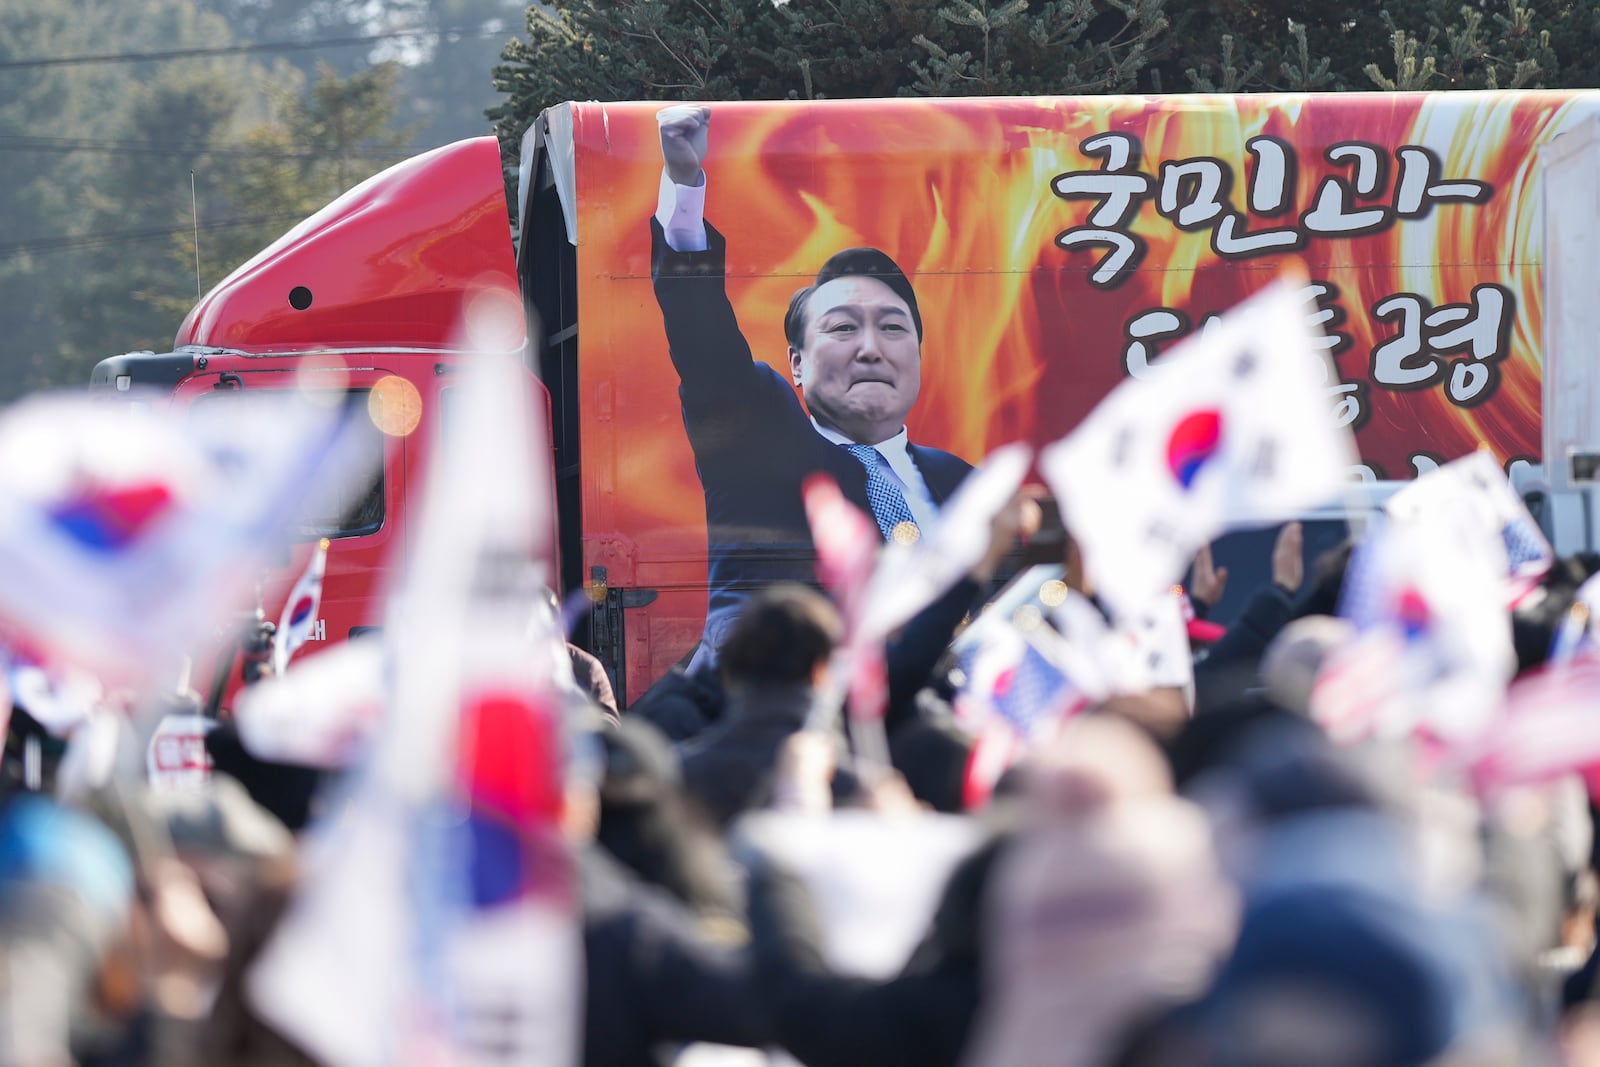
[250, 337, 581, 1067]
[1039, 277, 1357, 621]
[1311, 506, 1514, 744]
[0, 390, 377, 697]
[273, 537, 329, 675]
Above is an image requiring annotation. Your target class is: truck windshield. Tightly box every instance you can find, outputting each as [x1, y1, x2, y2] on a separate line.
[189, 388, 386, 540]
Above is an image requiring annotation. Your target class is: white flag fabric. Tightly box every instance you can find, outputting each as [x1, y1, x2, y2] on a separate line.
[738, 810, 985, 979]
[7, 662, 100, 737]
[1457, 656, 1600, 794]
[1039, 279, 1356, 621]
[234, 637, 383, 768]
[1311, 509, 1514, 744]
[249, 347, 582, 1067]
[1384, 450, 1553, 591]
[1118, 589, 1195, 693]
[0, 391, 375, 696]
[858, 442, 1033, 643]
[272, 537, 329, 675]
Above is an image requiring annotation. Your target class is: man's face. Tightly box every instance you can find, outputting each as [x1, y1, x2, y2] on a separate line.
[789, 275, 922, 445]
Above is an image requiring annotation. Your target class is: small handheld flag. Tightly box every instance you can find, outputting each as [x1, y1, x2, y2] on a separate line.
[1039, 278, 1356, 622]
[273, 538, 329, 675]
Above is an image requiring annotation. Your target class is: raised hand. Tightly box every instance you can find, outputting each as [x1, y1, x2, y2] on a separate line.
[657, 104, 710, 187]
[1272, 520, 1304, 595]
[1190, 542, 1228, 608]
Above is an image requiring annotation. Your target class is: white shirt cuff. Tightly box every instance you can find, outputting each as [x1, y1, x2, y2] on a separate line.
[655, 170, 708, 253]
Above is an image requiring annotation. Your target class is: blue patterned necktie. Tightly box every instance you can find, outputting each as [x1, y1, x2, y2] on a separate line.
[844, 443, 917, 542]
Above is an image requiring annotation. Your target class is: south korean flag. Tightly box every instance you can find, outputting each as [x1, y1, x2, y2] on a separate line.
[1040, 276, 1358, 622]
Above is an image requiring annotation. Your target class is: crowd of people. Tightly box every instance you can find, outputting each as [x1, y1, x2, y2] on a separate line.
[6, 484, 1600, 1067]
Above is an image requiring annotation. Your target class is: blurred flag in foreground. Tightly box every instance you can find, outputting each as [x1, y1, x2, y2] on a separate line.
[1551, 572, 1600, 666]
[1039, 278, 1355, 622]
[959, 618, 1103, 808]
[0, 390, 376, 697]
[234, 637, 383, 768]
[1385, 450, 1552, 599]
[250, 339, 581, 1067]
[273, 538, 329, 675]
[1311, 509, 1513, 745]
[805, 444, 1032, 768]
[857, 442, 1032, 642]
[804, 475, 889, 735]
[1458, 656, 1600, 797]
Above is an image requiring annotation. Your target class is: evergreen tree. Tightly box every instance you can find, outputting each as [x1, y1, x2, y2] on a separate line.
[490, 0, 1600, 163]
[488, 0, 1172, 162]
[53, 63, 242, 387]
[0, 0, 237, 396]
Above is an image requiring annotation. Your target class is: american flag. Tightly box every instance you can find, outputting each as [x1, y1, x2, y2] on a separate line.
[961, 625, 1090, 807]
[990, 639, 1085, 739]
[1334, 538, 1388, 631]
[1501, 514, 1553, 579]
[1386, 450, 1552, 594]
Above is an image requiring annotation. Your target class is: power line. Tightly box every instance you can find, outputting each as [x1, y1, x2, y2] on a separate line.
[0, 134, 409, 161]
[0, 214, 307, 260]
[0, 25, 512, 71]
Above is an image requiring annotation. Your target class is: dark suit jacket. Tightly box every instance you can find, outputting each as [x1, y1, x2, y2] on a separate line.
[650, 218, 973, 656]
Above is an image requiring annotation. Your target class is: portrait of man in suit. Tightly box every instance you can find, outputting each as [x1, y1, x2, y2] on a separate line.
[650, 105, 973, 667]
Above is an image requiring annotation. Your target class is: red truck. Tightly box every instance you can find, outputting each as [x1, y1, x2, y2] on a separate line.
[93, 92, 1600, 706]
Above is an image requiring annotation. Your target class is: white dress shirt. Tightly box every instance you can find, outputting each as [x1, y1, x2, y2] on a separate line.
[656, 171, 709, 253]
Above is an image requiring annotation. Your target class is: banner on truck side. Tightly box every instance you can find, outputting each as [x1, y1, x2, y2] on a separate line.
[558, 91, 1599, 679]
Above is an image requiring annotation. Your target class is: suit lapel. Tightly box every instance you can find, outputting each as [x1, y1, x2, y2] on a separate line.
[907, 443, 970, 504]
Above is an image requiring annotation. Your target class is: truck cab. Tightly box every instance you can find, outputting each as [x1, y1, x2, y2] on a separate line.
[91, 136, 554, 707]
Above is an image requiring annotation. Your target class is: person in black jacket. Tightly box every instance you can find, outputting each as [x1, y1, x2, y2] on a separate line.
[570, 721, 773, 1066]
[580, 844, 772, 1067]
[677, 585, 844, 830]
[1189, 521, 1307, 715]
